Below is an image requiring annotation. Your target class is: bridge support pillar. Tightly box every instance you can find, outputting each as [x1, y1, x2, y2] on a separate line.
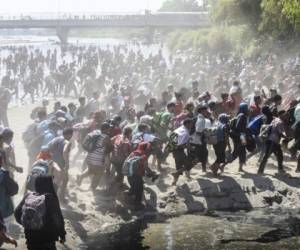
[145, 27, 155, 44]
[56, 27, 69, 44]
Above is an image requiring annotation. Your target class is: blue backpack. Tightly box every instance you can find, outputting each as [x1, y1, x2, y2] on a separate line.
[248, 115, 263, 136]
[122, 156, 142, 177]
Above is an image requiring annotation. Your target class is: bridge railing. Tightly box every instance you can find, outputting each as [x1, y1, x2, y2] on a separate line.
[0, 11, 209, 21]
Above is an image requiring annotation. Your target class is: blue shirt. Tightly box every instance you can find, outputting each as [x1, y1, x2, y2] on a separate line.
[42, 130, 56, 147]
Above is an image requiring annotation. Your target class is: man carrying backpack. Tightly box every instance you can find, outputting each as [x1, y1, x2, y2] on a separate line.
[170, 119, 194, 185]
[210, 114, 231, 175]
[122, 142, 157, 209]
[15, 175, 66, 250]
[189, 104, 210, 173]
[258, 110, 287, 175]
[229, 103, 249, 172]
[77, 122, 113, 191]
[110, 127, 133, 186]
[26, 146, 62, 192]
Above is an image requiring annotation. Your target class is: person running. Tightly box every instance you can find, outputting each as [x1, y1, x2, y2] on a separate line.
[77, 122, 113, 191]
[189, 104, 210, 173]
[110, 126, 133, 186]
[26, 146, 62, 192]
[229, 103, 249, 172]
[15, 175, 66, 250]
[123, 142, 157, 209]
[0, 133, 23, 174]
[170, 119, 194, 185]
[47, 128, 73, 201]
[210, 114, 231, 175]
[258, 110, 287, 175]
[0, 153, 19, 225]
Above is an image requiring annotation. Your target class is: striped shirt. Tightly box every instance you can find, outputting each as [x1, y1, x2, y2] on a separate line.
[86, 131, 108, 166]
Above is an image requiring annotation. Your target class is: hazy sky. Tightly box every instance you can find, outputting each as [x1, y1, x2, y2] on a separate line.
[1, 0, 165, 13]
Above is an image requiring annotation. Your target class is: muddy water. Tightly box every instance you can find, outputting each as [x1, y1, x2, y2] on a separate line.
[86, 209, 300, 250]
[142, 212, 300, 250]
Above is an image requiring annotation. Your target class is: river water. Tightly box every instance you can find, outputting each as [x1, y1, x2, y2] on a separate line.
[3, 35, 300, 250]
[86, 208, 300, 250]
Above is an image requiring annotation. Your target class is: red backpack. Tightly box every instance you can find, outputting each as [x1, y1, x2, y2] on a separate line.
[111, 135, 132, 165]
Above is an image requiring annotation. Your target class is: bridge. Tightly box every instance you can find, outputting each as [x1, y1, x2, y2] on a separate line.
[0, 12, 211, 43]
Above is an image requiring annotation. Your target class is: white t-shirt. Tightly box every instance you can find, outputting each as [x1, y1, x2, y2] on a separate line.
[174, 126, 190, 146]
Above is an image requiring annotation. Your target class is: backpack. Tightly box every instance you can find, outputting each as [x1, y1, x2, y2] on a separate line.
[203, 127, 218, 145]
[248, 115, 263, 136]
[111, 136, 131, 164]
[122, 155, 142, 177]
[26, 161, 49, 192]
[165, 132, 178, 153]
[82, 131, 102, 153]
[21, 192, 46, 230]
[259, 124, 272, 141]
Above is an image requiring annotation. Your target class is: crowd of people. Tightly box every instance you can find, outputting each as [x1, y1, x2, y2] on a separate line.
[0, 42, 299, 249]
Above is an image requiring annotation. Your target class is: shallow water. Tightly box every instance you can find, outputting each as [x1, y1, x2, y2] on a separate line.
[85, 209, 300, 250]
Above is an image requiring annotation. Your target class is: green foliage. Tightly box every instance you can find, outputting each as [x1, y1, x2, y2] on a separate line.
[259, 0, 293, 37]
[164, 0, 300, 57]
[283, 0, 300, 32]
[166, 25, 256, 56]
[212, 0, 300, 38]
[159, 0, 201, 12]
[212, 0, 245, 25]
[212, 0, 261, 28]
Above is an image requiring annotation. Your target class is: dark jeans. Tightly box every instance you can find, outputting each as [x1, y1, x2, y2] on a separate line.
[27, 242, 56, 250]
[213, 141, 226, 164]
[231, 137, 246, 164]
[258, 140, 283, 173]
[188, 144, 208, 165]
[173, 148, 192, 171]
[128, 175, 143, 203]
[112, 161, 123, 183]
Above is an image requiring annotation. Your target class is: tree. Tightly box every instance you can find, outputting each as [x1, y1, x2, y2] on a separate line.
[259, 0, 300, 37]
[159, 0, 201, 12]
[283, 0, 300, 32]
[212, 0, 300, 38]
[212, 0, 262, 29]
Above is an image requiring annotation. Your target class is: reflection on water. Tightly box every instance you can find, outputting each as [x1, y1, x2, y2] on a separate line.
[141, 211, 300, 250]
[86, 209, 300, 250]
